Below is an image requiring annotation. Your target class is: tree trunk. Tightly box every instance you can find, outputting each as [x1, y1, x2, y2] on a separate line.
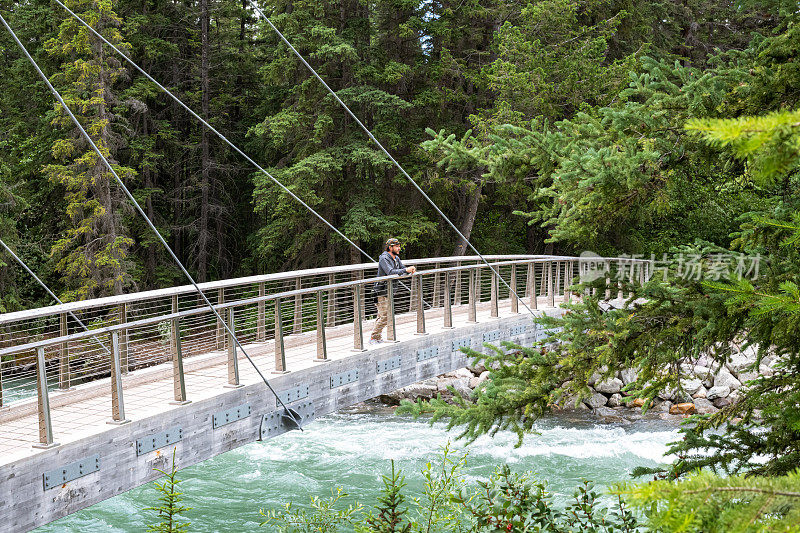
[197, 0, 211, 282]
[95, 41, 124, 296]
[142, 118, 157, 288]
[452, 181, 482, 256]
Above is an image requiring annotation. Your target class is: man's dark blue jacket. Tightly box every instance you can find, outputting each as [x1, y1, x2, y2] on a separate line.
[373, 250, 408, 296]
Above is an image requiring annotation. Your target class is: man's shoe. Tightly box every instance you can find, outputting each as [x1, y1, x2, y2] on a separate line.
[368, 338, 383, 346]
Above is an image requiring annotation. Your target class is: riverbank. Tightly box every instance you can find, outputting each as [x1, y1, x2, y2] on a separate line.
[379, 343, 778, 419]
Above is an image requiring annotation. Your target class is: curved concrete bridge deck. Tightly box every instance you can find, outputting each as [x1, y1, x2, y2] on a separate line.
[0, 255, 648, 531]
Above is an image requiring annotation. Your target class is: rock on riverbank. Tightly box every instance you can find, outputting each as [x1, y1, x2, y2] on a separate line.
[379, 344, 778, 418]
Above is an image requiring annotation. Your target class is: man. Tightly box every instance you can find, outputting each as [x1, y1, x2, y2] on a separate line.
[370, 238, 416, 344]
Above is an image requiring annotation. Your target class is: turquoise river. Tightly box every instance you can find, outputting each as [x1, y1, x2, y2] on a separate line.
[36, 406, 680, 532]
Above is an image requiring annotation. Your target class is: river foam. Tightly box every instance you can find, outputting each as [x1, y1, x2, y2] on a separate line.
[38, 411, 679, 532]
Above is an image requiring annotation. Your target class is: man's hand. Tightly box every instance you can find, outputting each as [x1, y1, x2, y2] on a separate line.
[406, 266, 417, 274]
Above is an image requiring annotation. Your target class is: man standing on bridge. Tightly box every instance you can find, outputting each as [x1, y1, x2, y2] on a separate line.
[370, 238, 415, 345]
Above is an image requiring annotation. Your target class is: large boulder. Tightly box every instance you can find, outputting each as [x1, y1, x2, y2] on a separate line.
[585, 392, 608, 409]
[466, 362, 486, 375]
[695, 354, 716, 368]
[653, 400, 673, 413]
[595, 407, 626, 422]
[469, 371, 491, 390]
[688, 365, 716, 388]
[450, 378, 474, 399]
[670, 403, 696, 415]
[620, 368, 638, 385]
[385, 382, 437, 402]
[437, 378, 456, 392]
[714, 368, 742, 390]
[706, 386, 730, 400]
[692, 387, 708, 399]
[727, 349, 757, 376]
[658, 387, 677, 401]
[607, 393, 623, 407]
[595, 378, 623, 394]
[693, 398, 718, 414]
[680, 378, 704, 395]
[444, 368, 475, 380]
[713, 396, 733, 408]
[587, 367, 609, 386]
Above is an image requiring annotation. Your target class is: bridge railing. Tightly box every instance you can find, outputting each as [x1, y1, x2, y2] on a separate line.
[0, 255, 651, 448]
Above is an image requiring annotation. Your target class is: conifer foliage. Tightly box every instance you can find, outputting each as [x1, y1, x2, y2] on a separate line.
[44, 0, 136, 300]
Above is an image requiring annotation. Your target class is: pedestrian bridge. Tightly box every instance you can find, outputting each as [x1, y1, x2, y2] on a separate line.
[0, 254, 648, 531]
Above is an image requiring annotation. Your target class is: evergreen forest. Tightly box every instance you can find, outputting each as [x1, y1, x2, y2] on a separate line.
[0, 0, 788, 307]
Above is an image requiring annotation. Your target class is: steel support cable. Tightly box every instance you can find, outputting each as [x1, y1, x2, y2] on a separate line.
[248, 0, 538, 320]
[0, 238, 111, 355]
[49, 0, 429, 311]
[0, 14, 302, 430]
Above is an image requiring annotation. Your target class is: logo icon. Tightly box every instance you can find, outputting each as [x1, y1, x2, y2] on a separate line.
[578, 251, 605, 282]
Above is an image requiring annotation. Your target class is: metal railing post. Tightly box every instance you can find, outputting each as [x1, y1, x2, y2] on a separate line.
[387, 278, 397, 342]
[528, 262, 537, 309]
[454, 261, 462, 305]
[118, 303, 128, 374]
[171, 318, 190, 403]
[468, 268, 477, 323]
[353, 284, 365, 351]
[547, 261, 555, 307]
[109, 332, 129, 424]
[274, 299, 288, 372]
[257, 282, 266, 341]
[315, 290, 328, 361]
[555, 261, 562, 302]
[216, 288, 225, 349]
[33, 347, 58, 448]
[475, 266, 482, 304]
[510, 264, 518, 314]
[326, 273, 336, 327]
[605, 262, 612, 300]
[628, 259, 635, 298]
[59, 312, 70, 389]
[415, 274, 427, 335]
[225, 307, 242, 387]
[432, 263, 441, 308]
[490, 267, 499, 318]
[540, 263, 547, 300]
[444, 272, 454, 328]
[564, 262, 572, 303]
[293, 277, 302, 334]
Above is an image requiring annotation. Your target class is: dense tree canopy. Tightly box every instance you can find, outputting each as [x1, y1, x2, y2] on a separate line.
[0, 0, 776, 309]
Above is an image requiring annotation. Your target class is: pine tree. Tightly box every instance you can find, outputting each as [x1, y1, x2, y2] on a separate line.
[365, 460, 411, 533]
[44, 0, 136, 300]
[145, 448, 192, 533]
[249, 0, 436, 270]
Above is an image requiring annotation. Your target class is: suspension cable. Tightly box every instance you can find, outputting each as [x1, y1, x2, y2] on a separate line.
[0, 13, 302, 429]
[0, 237, 110, 355]
[49, 0, 428, 309]
[248, 0, 537, 320]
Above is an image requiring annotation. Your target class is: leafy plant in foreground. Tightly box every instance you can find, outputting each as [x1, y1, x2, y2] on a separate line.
[259, 487, 362, 533]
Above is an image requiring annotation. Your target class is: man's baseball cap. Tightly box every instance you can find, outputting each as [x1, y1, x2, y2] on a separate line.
[385, 238, 401, 247]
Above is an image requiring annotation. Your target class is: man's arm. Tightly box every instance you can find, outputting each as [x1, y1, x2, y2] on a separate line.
[380, 254, 413, 276]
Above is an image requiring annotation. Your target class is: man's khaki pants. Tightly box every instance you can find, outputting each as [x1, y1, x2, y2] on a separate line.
[371, 296, 389, 340]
